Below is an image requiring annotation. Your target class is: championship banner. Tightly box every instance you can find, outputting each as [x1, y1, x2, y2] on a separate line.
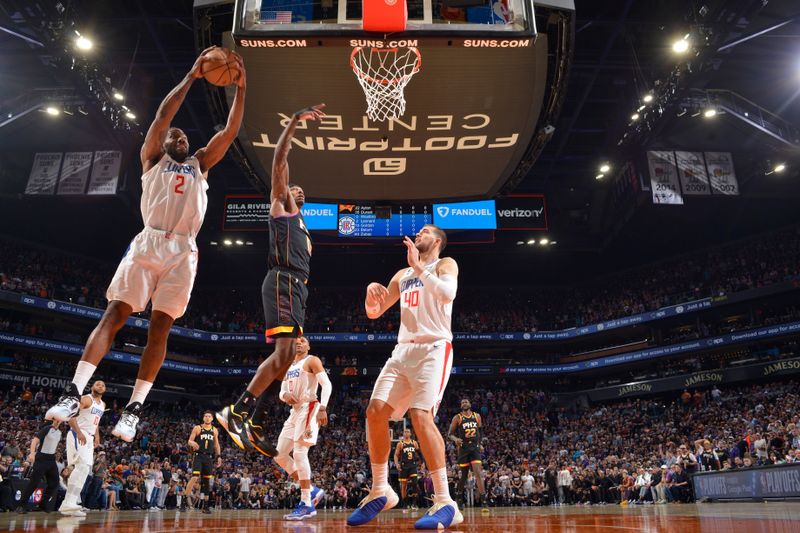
[57, 152, 93, 195]
[86, 150, 122, 195]
[675, 151, 710, 196]
[647, 151, 683, 204]
[25, 152, 63, 195]
[704, 151, 739, 195]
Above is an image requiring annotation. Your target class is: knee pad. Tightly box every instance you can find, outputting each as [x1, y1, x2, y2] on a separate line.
[293, 444, 311, 481]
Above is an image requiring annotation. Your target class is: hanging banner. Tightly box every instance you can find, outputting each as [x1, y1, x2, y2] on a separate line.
[675, 151, 710, 196]
[647, 151, 683, 205]
[86, 150, 122, 195]
[704, 151, 739, 195]
[57, 152, 93, 195]
[25, 152, 63, 195]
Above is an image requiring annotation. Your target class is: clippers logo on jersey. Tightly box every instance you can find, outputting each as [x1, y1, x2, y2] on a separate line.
[163, 162, 197, 177]
[286, 368, 302, 379]
[400, 277, 424, 293]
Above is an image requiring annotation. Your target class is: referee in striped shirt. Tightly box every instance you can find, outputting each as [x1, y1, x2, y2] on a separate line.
[16, 418, 84, 513]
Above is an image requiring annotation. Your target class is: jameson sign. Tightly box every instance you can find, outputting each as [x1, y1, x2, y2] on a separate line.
[693, 463, 800, 500]
[576, 357, 800, 401]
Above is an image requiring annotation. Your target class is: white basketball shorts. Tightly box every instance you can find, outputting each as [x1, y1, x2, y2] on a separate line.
[371, 341, 453, 421]
[278, 401, 321, 446]
[106, 226, 198, 319]
[66, 431, 94, 467]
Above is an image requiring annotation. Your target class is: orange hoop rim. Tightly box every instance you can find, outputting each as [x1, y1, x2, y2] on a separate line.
[349, 46, 422, 86]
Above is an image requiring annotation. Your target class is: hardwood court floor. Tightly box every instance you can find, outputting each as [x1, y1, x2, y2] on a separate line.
[3, 504, 800, 532]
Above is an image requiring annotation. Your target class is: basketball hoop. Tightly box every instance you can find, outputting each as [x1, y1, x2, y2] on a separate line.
[350, 47, 422, 122]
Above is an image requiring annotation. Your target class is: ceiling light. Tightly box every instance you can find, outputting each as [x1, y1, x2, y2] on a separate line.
[549, 241, 557, 245]
[76, 36, 93, 50]
[539, 238, 549, 245]
[774, 163, 786, 173]
[235, 239, 244, 245]
[245, 241, 254, 246]
[703, 108, 717, 118]
[113, 92, 124, 101]
[595, 173, 605, 180]
[672, 38, 689, 54]
[527, 239, 536, 245]
[45, 106, 60, 116]
[599, 164, 610, 173]
[223, 239, 232, 246]
[125, 112, 136, 120]
[210, 241, 218, 246]
[516, 241, 524, 245]
[643, 94, 654, 103]
[637, 105, 646, 112]
[631, 113, 640, 121]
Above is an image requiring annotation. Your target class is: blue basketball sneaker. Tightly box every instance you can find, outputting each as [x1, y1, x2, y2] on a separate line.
[414, 500, 463, 530]
[346, 487, 399, 526]
[284, 501, 316, 521]
[311, 486, 325, 507]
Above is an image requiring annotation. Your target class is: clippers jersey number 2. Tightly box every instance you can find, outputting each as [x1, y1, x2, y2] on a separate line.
[174, 174, 185, 194]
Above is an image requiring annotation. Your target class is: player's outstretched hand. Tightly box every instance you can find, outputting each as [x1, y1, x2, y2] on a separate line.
[367, 282, 389, 305]
[293, 104, 326, 122]
[190, 46, 218, 79]
[189, 441, 200, 451]
[317, 407, 328, 427]
[403, 236, 422, 270]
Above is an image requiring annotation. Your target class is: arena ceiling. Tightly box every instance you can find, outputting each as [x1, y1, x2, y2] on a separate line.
[1, 0, 799, 280]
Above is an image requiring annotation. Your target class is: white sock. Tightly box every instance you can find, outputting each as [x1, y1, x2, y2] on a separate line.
[129, 379, 153, 406]
[71, 361, 97, 394]
[301, 488, 311, 506]
[431, 467, 451, 503]
[371, 462, 389, 490]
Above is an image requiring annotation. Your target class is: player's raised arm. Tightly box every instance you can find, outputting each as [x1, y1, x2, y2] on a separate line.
[214, 428, 222, 467]
[195, 52, 246, 173]
[365, 269, 403, 319]
[271, 104, 326, 211]
[141, 47, 216, 170]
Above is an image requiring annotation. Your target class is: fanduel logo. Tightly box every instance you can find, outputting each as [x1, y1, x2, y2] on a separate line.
[303, 208, 334, 216]
[450, 208, 493, 216]
[437, 206, 450, 218]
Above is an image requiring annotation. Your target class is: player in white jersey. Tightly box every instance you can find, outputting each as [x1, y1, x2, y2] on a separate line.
[270, 336, 331, 520]
[46, 47, 247, 442]
[59, 380, 106, 517]
[347, 224, 462, 530]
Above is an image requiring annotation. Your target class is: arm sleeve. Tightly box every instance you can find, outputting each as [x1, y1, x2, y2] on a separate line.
[418, 271, 457, 304]
[315, 371, 332, 408]
[278, 379, 290, 403]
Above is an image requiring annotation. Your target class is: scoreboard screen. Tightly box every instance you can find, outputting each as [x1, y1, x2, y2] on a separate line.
[337, 205, 432, 238]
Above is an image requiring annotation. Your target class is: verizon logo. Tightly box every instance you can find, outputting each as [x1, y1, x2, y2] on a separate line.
[497, 208, 544, 218]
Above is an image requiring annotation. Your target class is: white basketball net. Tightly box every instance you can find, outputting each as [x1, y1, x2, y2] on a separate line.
[350, 47, 421, 122]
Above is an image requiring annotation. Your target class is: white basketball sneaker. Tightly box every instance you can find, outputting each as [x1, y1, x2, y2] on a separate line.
[112, 401, 142, 442]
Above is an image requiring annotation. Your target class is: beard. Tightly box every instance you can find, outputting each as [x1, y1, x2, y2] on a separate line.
[167, 145, 188, 162]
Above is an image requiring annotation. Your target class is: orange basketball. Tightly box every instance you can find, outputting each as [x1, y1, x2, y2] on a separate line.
[201, 47, 240, 87]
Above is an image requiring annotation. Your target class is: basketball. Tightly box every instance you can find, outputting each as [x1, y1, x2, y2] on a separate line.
[201, 47, 240, 87]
